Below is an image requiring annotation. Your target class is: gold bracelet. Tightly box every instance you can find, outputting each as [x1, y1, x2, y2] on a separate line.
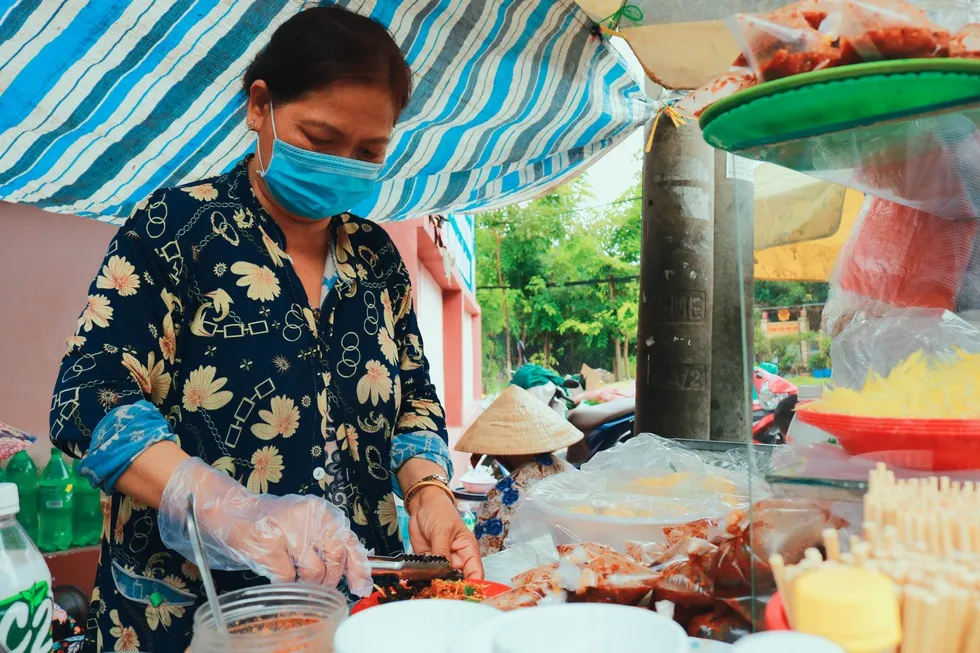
[404, 479, 455, 512]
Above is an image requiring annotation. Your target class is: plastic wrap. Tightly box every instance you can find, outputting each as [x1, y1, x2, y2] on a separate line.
[840, 0, 950, 60]
[675, 69, 757, 119]
[508, 435, 759, 552]
[829, 308, 980, 388]
[951, 22, 980, 54]
[823, 196, 980, 338]
[481, 534, 559, 586]
[727, 6, 848, 81]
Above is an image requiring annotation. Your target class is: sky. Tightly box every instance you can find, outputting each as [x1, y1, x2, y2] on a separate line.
[581, 128, 644, 207]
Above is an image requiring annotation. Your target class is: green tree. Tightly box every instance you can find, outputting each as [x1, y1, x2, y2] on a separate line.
[755, 281, 829, 307]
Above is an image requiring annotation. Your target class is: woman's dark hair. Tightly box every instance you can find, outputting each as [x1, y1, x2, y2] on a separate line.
[243, 6, 412, 115]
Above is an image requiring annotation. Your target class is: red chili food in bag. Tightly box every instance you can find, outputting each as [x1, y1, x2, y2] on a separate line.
[651, 538, 717, 608]
[729, 7, 847, 81]
[687, 606, 753, 642]
[841, 0, 950, 60]
[951, 23, 980, 58]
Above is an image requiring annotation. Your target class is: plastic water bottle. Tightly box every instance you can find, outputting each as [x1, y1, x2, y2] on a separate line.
[37, 448, 74, 552]
[0, 482, 54, 651]
[71, 460, 101, 547]
[4, 451, 38, 542]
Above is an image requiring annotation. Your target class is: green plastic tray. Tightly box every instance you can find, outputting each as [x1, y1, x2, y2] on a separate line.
[700, 59, 980, 152]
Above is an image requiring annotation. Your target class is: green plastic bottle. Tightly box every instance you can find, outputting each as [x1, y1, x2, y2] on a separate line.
[71, 460, 101, 547]
[4, 451, 38, 543]
[37, 448, 73, 552]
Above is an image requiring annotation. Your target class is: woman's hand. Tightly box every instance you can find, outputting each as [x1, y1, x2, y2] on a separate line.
[408, 486, 483, 580]
[157, 457, 372, 596]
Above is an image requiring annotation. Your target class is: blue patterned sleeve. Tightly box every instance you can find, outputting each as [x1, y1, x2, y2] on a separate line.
[390, 431, 454, 498]
[79, 400, 176, 492]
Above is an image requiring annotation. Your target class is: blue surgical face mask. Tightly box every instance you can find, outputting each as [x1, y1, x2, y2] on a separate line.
[256, 104, 383, 220]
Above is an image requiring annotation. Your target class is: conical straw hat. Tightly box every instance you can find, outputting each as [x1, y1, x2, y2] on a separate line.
[455, 385, 583, 456]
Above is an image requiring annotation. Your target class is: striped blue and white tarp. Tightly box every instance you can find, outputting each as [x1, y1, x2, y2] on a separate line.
[0, 0, 650, 224]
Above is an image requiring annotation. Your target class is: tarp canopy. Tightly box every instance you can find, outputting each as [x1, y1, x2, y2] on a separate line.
[0, 0, 650, 224]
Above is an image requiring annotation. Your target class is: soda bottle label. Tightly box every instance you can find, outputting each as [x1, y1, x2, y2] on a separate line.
[0, 580, 53, 653]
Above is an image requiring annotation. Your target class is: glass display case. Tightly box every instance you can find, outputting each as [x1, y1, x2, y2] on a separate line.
[715, 3, 980, 648]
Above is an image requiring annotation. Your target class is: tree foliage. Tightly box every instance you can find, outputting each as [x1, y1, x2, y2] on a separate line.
[476, 180, 642, 390]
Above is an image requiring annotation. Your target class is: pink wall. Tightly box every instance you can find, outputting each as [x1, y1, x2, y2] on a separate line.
[382, 218, 483, 479]
[0, 202, 117, 464]
[1, 204, 481, 474]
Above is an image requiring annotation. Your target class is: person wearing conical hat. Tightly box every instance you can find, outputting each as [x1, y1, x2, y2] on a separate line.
[456, 385, 583, 556]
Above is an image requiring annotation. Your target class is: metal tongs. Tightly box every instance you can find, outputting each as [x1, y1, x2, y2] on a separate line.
[368, 553, 457, 582]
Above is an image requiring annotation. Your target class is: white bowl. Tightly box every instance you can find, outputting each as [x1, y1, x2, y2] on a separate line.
[462, 480, 497, 494]
[333, 599, 499, 653]
[484, 604, 690, 653]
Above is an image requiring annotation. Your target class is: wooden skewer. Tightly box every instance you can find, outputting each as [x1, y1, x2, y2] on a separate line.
[824, 529, 841, 563]
[963, 601, 980, 653]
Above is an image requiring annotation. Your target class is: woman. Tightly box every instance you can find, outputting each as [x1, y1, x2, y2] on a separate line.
[455, 385, 582, 556]
[51, 8, 480, 651]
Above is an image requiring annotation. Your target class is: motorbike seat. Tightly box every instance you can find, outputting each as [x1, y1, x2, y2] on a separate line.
[567, 397, 635, 433]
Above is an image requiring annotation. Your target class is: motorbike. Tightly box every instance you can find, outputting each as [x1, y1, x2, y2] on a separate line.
[752, 366, 799, 445]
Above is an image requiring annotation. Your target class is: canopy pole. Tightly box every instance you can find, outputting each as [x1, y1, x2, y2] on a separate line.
[710, 151, 755, 442]
[635, 121, 715, 439]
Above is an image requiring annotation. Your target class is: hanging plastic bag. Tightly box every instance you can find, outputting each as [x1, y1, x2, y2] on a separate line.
[823, 196, 980, 338]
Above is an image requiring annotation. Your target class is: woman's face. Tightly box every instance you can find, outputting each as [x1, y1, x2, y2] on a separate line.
[247, 79, 397, 166]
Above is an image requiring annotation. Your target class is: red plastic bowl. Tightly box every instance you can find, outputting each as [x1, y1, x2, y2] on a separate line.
[765, 592, 790, 631]
[795, 410, 980, 471]
[350, 579, 511, 615]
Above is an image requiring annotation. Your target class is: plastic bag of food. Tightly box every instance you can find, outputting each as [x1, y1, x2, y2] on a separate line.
[650, 538, 717, 607]
[839, 0, 950, 60]
[675, 68, 756, 119]
[686, 606, 753, 642]
[582, 434, 753, 500]
[829, 308, 980, 390]
[823, 196, 980, 338]
[482, 583, 567, 611]
[727, 5, 849, 81]
[626, 540, 669, 567]
[481, 534, 559, 586]
[508, 436, 760, 552]
[951, 22, 980, 56]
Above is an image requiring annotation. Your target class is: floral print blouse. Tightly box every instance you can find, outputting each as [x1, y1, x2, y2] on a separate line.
[474, 454, 572, 556]
[50, 157, 450, 652]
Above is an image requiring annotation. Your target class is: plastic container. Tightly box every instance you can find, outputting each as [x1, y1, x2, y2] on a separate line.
[37, 448, 73, 552]
[488, 604, 689, 653]
[734, 631, 845, 652]
[335, 599, 499, 653]
[193, 583, 348, 652]
[5, 451, 38, 542]
[70, 460, 101, 547]
[794, 567, 901, 653]
[0, 483, 54, 651]
[795, 410, 980, 471]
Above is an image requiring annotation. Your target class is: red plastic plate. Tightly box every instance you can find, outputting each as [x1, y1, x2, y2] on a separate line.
[795, 410, 980, 471]
[350, 579, 511, 615]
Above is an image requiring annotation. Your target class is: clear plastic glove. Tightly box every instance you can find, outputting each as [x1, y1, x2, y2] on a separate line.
[157, 457, 371, 596]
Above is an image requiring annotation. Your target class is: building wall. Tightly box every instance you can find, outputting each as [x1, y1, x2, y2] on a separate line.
[0, 203, 116, 467]
[0, 204, 481, 476]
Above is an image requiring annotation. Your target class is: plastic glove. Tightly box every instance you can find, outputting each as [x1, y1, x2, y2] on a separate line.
[157, 457, 371, 596]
